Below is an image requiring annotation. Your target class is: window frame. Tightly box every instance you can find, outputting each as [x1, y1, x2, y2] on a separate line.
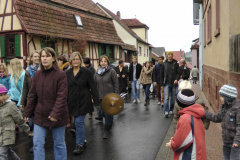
[214, 0, 220, 37]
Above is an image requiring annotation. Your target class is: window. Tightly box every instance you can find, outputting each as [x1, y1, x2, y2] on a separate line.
[109, 45, 114, 60]
[138, 46, 142, 56]
[0, 35, 21, 59]
[214, 0, 220, 37]
[207, 5, 212, 44]
[229, 34, 240, 72]
[74, 15, 83, 28]
[41, 37, 58, 54]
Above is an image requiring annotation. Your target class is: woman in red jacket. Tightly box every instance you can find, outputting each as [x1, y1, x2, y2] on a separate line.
[24, 47, 69, 160]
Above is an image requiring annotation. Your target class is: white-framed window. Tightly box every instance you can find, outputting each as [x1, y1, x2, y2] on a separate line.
[138, 46, 142, 56]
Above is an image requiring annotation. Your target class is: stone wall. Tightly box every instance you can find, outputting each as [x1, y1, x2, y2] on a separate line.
[203, 64, 240, 112]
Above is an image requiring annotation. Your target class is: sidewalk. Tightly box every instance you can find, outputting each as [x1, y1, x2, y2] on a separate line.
[155, 82, 223, 160]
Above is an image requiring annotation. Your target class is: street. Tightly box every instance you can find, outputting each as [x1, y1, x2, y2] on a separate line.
[12, 92, 173, 160]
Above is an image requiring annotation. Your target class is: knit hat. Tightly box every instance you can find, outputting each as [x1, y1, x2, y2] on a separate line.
[83, 57, 90, 64]
[219, 84, 238, 99]
[166, 51, 173, 57]
[176, 89, 195, 108]
[0, 84, 8, 94]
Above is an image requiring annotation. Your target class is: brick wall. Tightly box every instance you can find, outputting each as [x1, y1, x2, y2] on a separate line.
[203, 64, 240, 112]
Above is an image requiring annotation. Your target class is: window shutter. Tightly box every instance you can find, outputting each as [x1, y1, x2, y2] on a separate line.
[111, 45, 115, 63]
[41, 39, 46, 49]
[106, 45, 109, 56]
[0, 36, 5, 57]
[15, 35, 21, 57]
[98, 44, 102, 57]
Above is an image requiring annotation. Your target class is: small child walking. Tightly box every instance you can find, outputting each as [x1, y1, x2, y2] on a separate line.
[166, 89, 207, 160]
[205, 84, 240, 160]
[0, 84, 29, 160]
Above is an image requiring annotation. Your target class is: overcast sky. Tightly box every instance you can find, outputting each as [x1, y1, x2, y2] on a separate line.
[92, 0, 199, 52]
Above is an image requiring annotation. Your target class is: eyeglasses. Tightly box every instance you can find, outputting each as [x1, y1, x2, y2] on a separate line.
[72, 59, 80, 61]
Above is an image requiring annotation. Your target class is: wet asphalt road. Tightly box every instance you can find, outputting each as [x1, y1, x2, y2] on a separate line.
[13, 92, 173, 160]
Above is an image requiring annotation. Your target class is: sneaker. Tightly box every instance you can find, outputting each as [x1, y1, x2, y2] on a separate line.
[29, 146, 33, 153]
[165, 112, 169, 118]
[169, 111, 173, 115]
[137, 99, 140, 103]
[28, 131, 33, 137]
[103, 130, 110, 139]
[73, 144, 83, 155]
[133, 100, 136, 103]
[95, 116, 103, 121]
[83, 140, 87, 148]
[158, 102, 161, 105]
[144, 102, 147, 106]
[71, 128, 76, 136]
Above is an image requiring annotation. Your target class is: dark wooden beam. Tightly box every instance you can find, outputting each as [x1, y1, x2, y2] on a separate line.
[1, 0, 9, 31]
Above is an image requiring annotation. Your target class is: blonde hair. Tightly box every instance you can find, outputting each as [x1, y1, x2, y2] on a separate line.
[178, 80, 192, 91]
[10, 58, 23, 85]
[0, 63, 8, 76]
[69, 51, 84, 68]
[132, 56, 137, 60]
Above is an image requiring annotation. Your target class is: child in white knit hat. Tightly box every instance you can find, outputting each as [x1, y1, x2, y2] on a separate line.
[205, 84, 240, 160]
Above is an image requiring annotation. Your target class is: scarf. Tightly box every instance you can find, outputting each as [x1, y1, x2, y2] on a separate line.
[97, 65, 108, 75]
[0, 73, 4, 78]
[28, 63, 39, 78]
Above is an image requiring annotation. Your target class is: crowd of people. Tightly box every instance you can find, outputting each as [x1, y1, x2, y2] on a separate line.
[0, 48, 239, 160]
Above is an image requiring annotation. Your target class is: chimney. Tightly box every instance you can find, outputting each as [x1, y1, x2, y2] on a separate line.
[180, 49, 182, 58]
[117, 11, 121, 19]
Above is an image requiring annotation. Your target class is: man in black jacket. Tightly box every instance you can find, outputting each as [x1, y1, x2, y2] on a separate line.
[160, 52, 181, 118]
[129, 56, 142, 103]
[153, 56, 164, 105]
[178, 59, 190, 81]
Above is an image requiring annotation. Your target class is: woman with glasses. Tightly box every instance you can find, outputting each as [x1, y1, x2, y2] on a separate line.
[66, 52, 100, 155]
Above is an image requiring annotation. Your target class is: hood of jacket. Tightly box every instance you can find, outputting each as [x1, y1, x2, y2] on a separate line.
[178, 103, 205, 118]
[88, 63, 94, 70]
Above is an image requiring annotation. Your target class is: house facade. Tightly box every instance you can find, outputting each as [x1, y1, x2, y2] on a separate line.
[0, 0, 124, 68]
[193, 0, 240, 111]
[97, 3, 150, 65]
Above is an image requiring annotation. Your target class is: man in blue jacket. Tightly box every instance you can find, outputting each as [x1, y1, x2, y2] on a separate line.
[153, 56, 164, 105]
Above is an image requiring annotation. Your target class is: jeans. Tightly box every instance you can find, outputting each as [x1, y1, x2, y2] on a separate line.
[99, 100, 113, 126]
[33, 124, 67, 160]
[75, 115, 86, 146]
[223, 143, 240, 160]
[0, 146, 20, 160]
[131, 80, 140, 100]
[193, 77, 197, 84]
[143, 84, 151, 102]
[29, 117, 34, 131]
[163, 84, 177, 113]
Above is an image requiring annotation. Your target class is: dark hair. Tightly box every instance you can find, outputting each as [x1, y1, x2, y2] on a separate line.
[194, 66, 196, 68]
[39, 47, 59, 70]
[145, 61, 151, 70]
[57, 55, 68, 64]
[159, 56, 164, 60]
[83, 57, 90, 64]
[118, 60, 124, 65]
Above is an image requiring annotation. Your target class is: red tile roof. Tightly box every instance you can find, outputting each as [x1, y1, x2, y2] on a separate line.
[97, 3, 149, 45]
[122, 19, 149, 29]
[50, 0, 106, 17]
[121, 44, 137, 52]
[166, 51, 192, 68]
[15, 0, 124, 45]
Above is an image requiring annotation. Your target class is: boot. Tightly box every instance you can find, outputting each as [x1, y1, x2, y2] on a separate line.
[144, 101, 147, 106]
[95, 110, 103, 121]
[29, 146, 33, 153]
[103, 125, 111, 139]
[73, 144, 83, 155]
